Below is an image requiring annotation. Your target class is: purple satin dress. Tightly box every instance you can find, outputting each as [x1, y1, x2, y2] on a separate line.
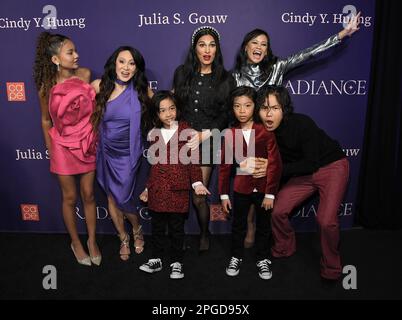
[96, 82, 143, 212]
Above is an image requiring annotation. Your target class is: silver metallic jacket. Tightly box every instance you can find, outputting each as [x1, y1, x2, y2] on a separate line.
[233, 34, 341, 90]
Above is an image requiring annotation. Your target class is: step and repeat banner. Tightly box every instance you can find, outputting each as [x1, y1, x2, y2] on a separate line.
[0, 0, 375, 234]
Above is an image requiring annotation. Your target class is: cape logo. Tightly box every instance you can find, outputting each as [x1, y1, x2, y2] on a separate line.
[7, 82, 26, 101]
[21, 204, 40, 221]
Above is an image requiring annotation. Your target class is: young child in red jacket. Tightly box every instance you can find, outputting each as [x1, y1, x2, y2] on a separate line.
[219, 86, 282, 280]
[139, 90, 209, 279]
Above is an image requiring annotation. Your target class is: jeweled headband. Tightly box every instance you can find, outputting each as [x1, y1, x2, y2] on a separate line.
[191, 26, 221, 46]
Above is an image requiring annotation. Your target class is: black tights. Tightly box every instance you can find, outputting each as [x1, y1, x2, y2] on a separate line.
[192, 193, 210, 237]
[192, 165, 212, 238]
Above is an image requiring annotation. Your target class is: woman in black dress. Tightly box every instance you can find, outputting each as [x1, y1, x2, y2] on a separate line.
[173, 26, 235, 251]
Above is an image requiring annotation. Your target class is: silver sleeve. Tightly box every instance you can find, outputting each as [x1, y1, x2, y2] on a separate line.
[282, 33, 341, 72]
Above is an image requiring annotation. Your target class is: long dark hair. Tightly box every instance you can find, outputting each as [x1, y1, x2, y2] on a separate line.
[33, 32, 70, 97]
[91, 46, 151, 133]
[144, 90, 182, 133]
[229, 86, 259, 126]
[173, 26, 230, 105]
[234, 29, 277, 75]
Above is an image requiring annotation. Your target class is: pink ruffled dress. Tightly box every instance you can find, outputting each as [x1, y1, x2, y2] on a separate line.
[48, 77, 96, 175]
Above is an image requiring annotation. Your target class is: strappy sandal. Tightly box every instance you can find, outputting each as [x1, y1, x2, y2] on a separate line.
[133, 225, 144, 254]
[119, 233, 131, 261]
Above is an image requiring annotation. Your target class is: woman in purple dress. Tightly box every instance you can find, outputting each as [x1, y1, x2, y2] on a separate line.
[91, 46, 153, 261]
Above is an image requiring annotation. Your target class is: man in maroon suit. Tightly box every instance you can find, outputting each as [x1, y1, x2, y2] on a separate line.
[257, 86, 349, 281]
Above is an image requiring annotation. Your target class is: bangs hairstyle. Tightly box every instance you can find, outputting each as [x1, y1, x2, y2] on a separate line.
[256, 85, 294, 119]
[229, 86, 259, 126]
[149, 90, 182, 129]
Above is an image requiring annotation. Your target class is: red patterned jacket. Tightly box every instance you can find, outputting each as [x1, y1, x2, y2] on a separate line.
[146, 121, 202, 213]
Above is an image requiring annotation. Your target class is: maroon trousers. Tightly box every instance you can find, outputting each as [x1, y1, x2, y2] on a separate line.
[271, 158, 349, 279]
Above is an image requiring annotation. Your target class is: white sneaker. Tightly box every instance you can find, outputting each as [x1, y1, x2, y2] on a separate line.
[256, 259, 272, 280]
[139, 258, 162, 273]
[226, 257, 242, 276]
[170, 262, 184, 279]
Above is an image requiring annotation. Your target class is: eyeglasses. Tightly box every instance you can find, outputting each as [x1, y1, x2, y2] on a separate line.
[260, 105, 282, 113]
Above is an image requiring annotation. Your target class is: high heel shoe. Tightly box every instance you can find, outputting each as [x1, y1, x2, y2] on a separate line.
[119, 233, 131, 261]
[71, 243, 91, 266]
[133, 225, 144, 254]
[87, 240, 102, 266]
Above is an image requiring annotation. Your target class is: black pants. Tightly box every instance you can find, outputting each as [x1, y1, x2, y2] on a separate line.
[150, 210, 185, 263]
[231, 192, 271, 261]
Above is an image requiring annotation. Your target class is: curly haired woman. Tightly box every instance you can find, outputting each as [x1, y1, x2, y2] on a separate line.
[34, 32, 101, 266]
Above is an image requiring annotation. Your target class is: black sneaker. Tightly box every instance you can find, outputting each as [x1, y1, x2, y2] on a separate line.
[256, 259, 272, 280]
[170, 262, 184, 279]
[226, 257, 242, 276]
[139, 258, 162, 273]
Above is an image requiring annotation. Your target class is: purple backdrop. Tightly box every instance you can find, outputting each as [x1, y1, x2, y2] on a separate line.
[0, 0, 375, 234]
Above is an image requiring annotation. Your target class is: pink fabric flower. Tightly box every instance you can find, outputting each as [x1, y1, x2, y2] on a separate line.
[48, 78, 97, 166]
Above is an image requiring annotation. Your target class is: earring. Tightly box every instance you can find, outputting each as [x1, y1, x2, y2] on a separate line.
[56, 64, 60, 72]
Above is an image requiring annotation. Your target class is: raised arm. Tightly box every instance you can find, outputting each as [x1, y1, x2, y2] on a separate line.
[338, 12, 361, 40]
[281, 12, 361, 73]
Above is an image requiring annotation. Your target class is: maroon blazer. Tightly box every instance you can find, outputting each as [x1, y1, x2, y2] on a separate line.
[146, 121, 202, 213]
[219, 122, 282, 196]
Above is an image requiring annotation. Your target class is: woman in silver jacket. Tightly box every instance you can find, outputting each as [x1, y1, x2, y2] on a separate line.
[233, 13, 361, 90]
[234, 13, 361, 248]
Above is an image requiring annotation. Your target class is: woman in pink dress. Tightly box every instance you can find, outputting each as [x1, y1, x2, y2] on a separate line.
[34, 32, 101, 266]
